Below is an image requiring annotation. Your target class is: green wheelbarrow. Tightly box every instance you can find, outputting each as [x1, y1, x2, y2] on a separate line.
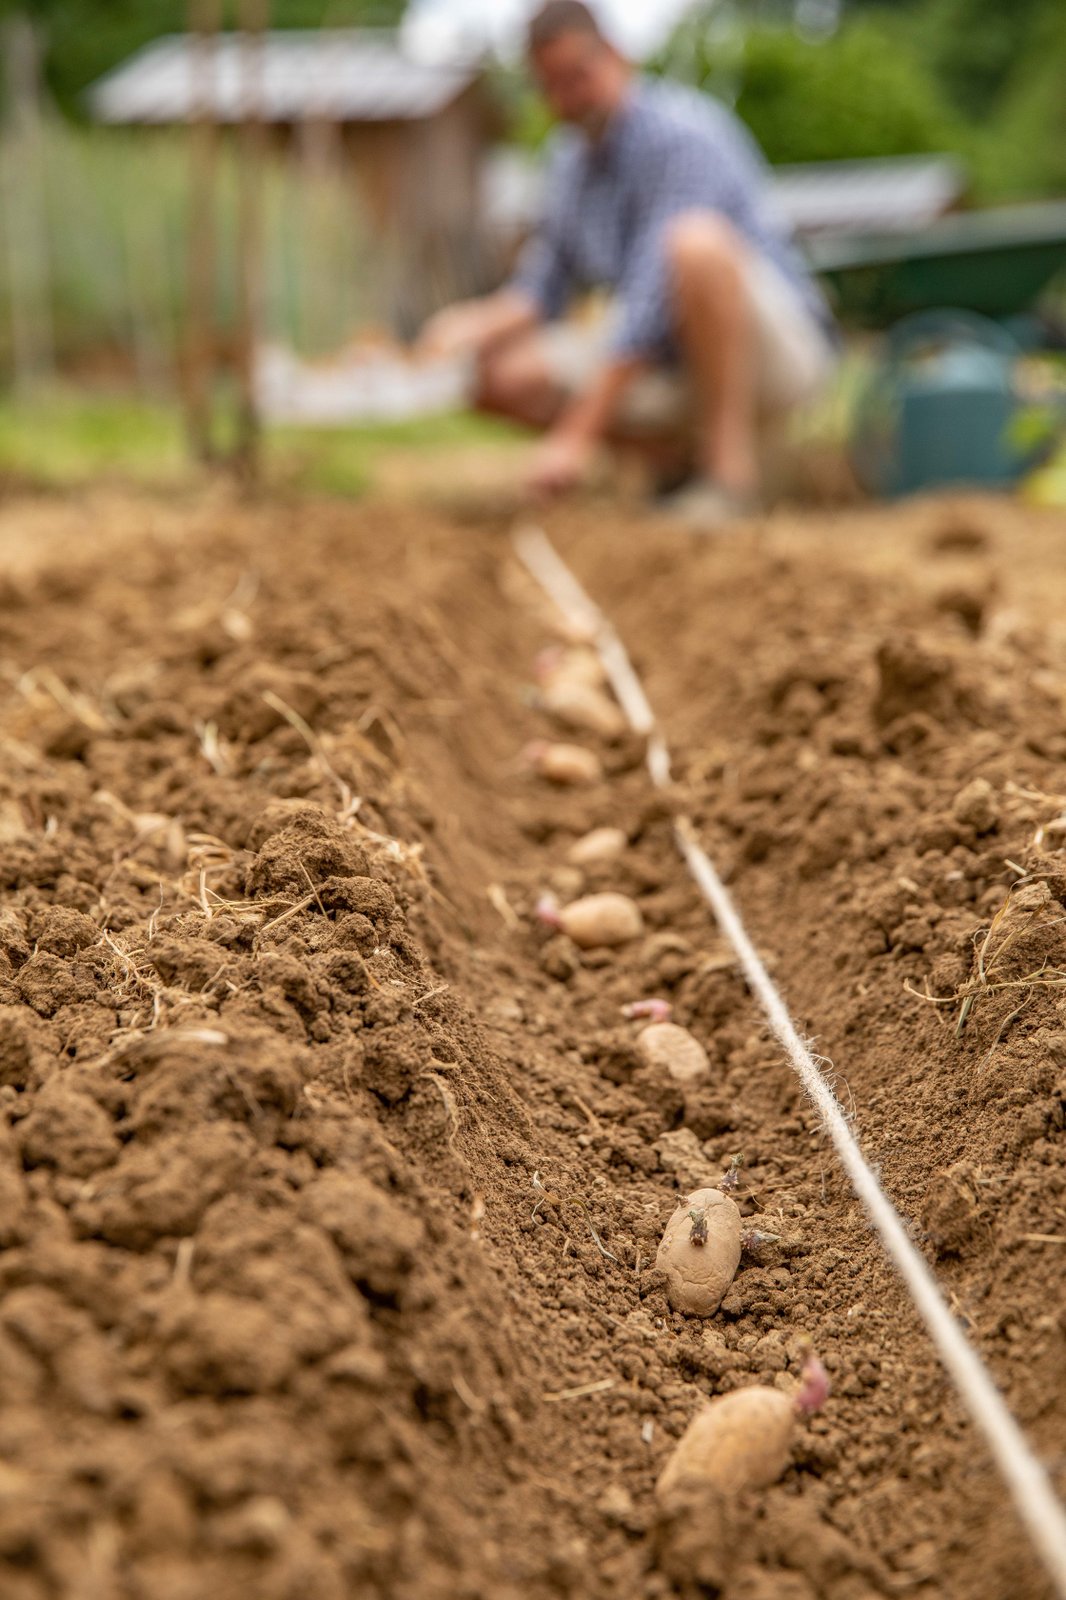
[805, 201, 1066, 496]
[807, 199, 1066, 328]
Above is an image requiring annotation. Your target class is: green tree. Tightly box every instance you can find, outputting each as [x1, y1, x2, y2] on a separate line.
[734, 19, 959, 164]
[902, 0, 1052, 121]
[652, 10, 961, 167]
[651, 0, 1066, 200]
[969, 0, 1066, 199]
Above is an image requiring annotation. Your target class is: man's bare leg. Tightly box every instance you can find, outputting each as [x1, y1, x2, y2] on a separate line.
[474, 336, 565, 429]
[475, 334, 690, 481]
[664, 212, 759, 500]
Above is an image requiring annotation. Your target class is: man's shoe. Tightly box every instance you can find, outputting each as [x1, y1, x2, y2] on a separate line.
[657, 477, 759, 531]
[649, 461, 698, 502]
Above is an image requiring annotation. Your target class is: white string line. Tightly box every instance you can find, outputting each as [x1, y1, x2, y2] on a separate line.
[513, 524, 1066, 1600]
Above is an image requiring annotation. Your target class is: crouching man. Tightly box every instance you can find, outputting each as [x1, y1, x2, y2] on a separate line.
[420, 0, 837, 526]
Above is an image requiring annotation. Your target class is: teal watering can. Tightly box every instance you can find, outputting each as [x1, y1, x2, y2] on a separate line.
[850, 309, 1059, 498]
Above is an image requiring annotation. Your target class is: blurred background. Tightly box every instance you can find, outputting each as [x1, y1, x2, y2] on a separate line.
[0, 0, 1064, 499]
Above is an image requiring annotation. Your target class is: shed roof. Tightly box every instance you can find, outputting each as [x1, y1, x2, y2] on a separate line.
[89, 30, 480, 126]
[768, 155, 966, 236]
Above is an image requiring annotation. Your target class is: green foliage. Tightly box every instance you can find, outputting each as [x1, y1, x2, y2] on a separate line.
[649, 10, 964, 166]
[488, 64, 555, 153]
[888, 0, 1066, 198]
[3, 2, 184, 116]
[652, 0, 1066, 201]
[900, 0, 1052, 121]
[0, 0, 407, 117]
[965, 2, 1066, 200]
[733, 20, 960, 164]
[506, 88, 555, 153]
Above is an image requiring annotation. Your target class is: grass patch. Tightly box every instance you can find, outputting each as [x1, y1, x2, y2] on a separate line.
[0, 388, 524, 496]
[0, 390, 185, 484]
[270, 411, 525, 498]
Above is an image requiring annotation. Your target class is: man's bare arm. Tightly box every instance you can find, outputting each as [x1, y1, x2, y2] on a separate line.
[557, 355, 647, 445]
[418, 289, 540, 361]
[527, 355, 647, 497]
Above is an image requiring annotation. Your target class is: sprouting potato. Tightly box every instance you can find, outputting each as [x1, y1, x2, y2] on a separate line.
[566, 827, 628, 867]
[636, 1022, 709, 1087]
[538, 891, 644, 949]
[524, 741, 603, 786]
[655, 1187, 741, 1315]
[622, 998, 672, 1023]
[535, 644, 607, 691]
[540, 678, 626, 739]
[533, 645, 622, 737]
[656, 1356, 830, 1500]
[658, 1386, 793, 1498]
[548, 866, 585, 903]
[560, 892, 643, 949]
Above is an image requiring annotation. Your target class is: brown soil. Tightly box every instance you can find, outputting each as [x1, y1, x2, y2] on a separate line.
[0, 481, 1064, 1600]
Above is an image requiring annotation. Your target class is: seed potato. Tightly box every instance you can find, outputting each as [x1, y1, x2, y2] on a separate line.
[566, 827, 628, 867]
[536, 644, 606, 690]
[655, 1187, 741, 1315]
[637, 1022, 709, 1087]
[558, 892, 643, 949]
[528, 742, 603, 786]
[541, 679, 626, 739]
[656, 1385, 795, 1500]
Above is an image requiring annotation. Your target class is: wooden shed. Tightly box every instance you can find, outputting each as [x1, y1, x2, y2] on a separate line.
[89, 30, 501, 330]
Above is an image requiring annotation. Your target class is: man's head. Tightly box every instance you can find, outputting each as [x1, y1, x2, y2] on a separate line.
[527, 2, 631, 135]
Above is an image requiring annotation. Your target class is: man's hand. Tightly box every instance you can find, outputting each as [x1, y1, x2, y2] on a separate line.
[417, 301, 493, 362]
[525, 355, 646, 499]
[526, 427, 595, 499]
[417, 289, 540, 363]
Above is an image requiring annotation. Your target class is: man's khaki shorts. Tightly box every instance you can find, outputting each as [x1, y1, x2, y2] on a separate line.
[541, 253, 836, 435]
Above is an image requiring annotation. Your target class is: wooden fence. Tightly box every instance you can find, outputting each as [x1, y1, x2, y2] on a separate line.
[0, 22, 387, 397]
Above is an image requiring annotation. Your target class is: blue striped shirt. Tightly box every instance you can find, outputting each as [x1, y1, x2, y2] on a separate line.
[513, 77, 831, 361]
